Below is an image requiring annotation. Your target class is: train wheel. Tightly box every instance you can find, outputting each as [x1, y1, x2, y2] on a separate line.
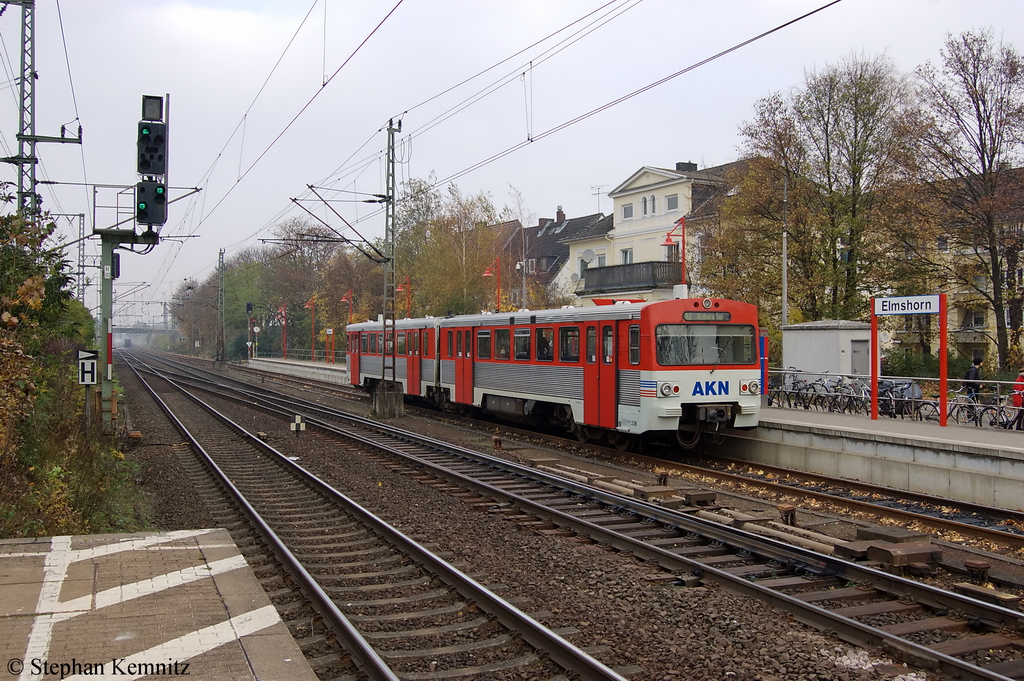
[608, 431, 636, 451]
[570, 420, 589, 442]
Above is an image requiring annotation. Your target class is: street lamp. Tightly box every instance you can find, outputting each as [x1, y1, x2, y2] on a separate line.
[340, 290, 353, 325]
[482, 256, 501, 312]
[395, 277, 411, 318]
[661, 216, 687, 295]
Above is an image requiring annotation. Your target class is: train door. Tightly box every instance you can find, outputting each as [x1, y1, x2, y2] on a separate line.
[407, 330, 421, 396]
[455, 328, 474, 404]
[348, 332, 360, 386]
[583, 323, 617, 428]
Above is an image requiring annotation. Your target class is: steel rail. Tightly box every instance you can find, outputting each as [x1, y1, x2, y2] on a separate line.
[126, 357, 627, 681]
[126, 352, 1024, 680]
[124, 361, 400, 681]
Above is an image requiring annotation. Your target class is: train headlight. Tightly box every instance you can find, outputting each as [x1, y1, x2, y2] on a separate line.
[740, 380, 760, 395]
[659, 382, 674, 397]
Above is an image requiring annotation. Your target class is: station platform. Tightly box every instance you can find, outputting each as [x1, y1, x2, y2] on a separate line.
[0, 528, 317, 681]
[720, 404, 1024, 509]
[759, 404, 1024, 455]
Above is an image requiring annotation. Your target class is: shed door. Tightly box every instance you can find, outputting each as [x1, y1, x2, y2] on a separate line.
[851, 339, 869, 377]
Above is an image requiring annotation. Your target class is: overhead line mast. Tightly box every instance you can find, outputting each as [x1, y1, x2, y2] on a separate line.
[374, 118, 404, 417]
[1, 0, 82, 213]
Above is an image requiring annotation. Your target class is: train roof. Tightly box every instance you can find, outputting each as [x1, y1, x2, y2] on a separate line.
[439, 304, 647, 327]
[346, 298, 756, 333]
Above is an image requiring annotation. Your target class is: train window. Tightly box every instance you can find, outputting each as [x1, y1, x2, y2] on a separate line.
[495, 328, 511, 360]
[464, 331, 471, 357]
[477, 330, 491, 359]
[447, 330, 454, 358]
[514, 328, 531, 360]
[369, 333, 377, 354]
[655, 324, 757, 366]
[586, 326, 597, 364]
[456, 330, 462, 357]
[361, 333, 368, 354]
[423, 330, 430, 357]
[559, 327, 580, 362]
[397, 332, 406, 356]
[628, 325, 640, 365]
[602, 325, 614, 364]
[536, 327, 554, 361]
[386, 332, 394, 355]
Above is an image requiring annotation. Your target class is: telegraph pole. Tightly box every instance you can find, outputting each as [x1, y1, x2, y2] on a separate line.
[374, 118, 404, 417]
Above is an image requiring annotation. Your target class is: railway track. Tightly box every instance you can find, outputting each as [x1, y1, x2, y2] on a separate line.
[123, 354, 627, 680]
[224, 356, 1024, 554]
[129, 351, 1024, 680]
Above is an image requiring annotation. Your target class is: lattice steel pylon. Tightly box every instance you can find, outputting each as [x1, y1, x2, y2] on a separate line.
[3, 0, 81, 213]
[15, 0, 36, 212]
[382, 118, 401, 383]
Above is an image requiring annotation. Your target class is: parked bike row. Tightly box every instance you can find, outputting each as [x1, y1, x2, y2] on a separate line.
[766, 368, 1024, 429]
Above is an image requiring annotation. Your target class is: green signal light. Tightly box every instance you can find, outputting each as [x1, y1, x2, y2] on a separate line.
[156, 187, 164, 195]
[138, 202, 147, 210]
[141, 127, 150, 136]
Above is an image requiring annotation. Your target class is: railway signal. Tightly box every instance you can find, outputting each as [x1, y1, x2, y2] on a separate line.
[136, 181, 167, 225]
[137, 121, 167, 175]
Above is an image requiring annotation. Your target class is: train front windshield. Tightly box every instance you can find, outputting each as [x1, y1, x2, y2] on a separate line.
[655, 324, 756, 366]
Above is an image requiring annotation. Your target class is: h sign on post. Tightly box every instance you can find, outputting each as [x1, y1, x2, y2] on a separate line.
[78, 350, 98, 385]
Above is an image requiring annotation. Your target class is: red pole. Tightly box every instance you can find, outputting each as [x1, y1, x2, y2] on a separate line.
[496, 259, 501, 312]
[940, 293, 948, 426]
[870, 298, 878, 420]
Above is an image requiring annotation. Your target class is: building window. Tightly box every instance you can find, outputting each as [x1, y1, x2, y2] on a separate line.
[666, 194, 678, 211]
[579, 259, 587, 277]
[622, 203, 633, 219]
[527, 259, 536, 274]
[642, 197, 648, 215]
[650, 194, 656, 214]
[596, 254, 606, 267]
[621, 248, 633, 264]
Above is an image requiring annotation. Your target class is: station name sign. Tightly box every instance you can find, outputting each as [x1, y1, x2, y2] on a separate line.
[873, 295, 940, 316]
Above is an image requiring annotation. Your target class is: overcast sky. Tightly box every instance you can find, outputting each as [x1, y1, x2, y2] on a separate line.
[2, 0, 1022, 322]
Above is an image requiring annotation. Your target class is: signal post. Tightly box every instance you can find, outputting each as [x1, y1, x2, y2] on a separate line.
[95, 95, 168, 431]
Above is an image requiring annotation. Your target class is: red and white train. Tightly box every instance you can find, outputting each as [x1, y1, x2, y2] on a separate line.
[346, 297, 764, 449]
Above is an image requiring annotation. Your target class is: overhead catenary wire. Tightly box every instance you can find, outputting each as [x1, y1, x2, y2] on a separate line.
[162, 0, 844, 309]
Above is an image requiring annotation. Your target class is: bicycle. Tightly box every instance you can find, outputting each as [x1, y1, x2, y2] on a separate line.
[947, 386, 983, 426]
[978, 390, 1024, 429]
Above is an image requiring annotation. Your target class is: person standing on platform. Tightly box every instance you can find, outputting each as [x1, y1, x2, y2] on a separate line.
[964, 357, 983, 400]
[1006, 368, 1024, 431]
